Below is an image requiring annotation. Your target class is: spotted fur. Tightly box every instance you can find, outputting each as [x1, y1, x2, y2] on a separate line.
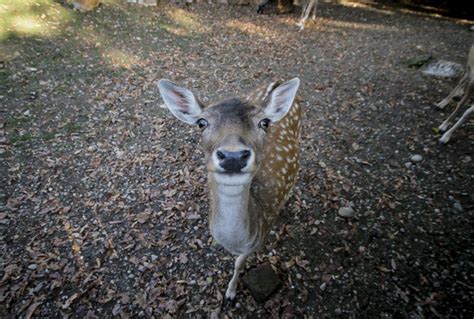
[157, 78, 302, 299]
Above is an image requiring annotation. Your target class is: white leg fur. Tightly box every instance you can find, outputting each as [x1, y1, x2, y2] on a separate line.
[440, 104, 474, 144]
[438, 81, 473, 132]
[311, 0, 318, 20]
[225, 254, 248, 300]
[436, 72, 469, 109]
[297, 0, 317, 30]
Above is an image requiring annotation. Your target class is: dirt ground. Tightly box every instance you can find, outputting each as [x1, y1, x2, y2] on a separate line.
[1, 0, 473, 317]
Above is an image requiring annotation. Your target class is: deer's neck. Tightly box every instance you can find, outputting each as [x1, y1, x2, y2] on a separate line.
[209, 173, 260, 255]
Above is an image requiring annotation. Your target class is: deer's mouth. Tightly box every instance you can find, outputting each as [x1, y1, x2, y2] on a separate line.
[212, 171, 253, 186]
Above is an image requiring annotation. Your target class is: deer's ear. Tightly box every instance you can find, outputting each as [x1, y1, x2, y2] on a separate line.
[157, 79, 203, 125]
[262, 78, 300, 122]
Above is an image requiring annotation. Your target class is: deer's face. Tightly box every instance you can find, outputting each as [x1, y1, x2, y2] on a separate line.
[157, 79, 300, 185]
[197, 99, 268, 184]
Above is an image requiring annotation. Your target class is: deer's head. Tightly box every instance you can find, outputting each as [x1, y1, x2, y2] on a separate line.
[157, 79, 300, 186]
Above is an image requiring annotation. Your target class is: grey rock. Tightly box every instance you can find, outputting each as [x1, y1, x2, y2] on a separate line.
[453, 202, 464, 212]
[338, 206, 355, 218]
[404, 162, 412, 169]
[411, 154, 423, 162]
[422, 60, 464, 78]
[242, 263, 282, 302]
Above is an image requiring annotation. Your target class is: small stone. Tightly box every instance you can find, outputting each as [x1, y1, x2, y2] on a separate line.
[463, 156, 472, 163]
[453, 202, 464, 212]
[410, 154, 423, 162]
[151, 254, 158, 262]
[338, 206, 355, 218]
[404, 162, 412, 169]
[28, 264, 38, 270]
[87, 145, 97, 152]
[242, 263, 282, 302]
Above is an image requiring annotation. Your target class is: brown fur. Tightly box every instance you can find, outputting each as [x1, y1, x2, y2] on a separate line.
[71, 0, 101, 12]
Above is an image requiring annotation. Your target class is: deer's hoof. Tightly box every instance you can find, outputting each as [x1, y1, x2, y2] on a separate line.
[225, 288, 237, 300]
[439, 134, 450, 144]
[257, 6, 264, 14]
[438, 122, 449, 133]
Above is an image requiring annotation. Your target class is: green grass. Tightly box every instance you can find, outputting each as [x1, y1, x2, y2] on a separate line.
[6, 116, 32, 128]
[41, 131, 56, 141]
[10, 133, 34, 145]
[65, 122, 82, 134]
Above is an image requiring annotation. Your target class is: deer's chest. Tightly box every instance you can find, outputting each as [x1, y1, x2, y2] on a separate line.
[209, 187, 260, 255]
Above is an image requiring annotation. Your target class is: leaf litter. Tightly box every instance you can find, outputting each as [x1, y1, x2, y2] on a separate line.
[1, 1, 473, 318]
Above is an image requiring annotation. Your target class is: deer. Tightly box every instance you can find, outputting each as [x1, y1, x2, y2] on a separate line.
[257, 0, 319, 31]
[69, 0, 101, 12]
[296, 0, 319, 30]
[437, 45, 474, 144]
[157, 78, 301, 300]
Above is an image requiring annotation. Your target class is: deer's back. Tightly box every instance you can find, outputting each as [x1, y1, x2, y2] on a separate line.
[252, 98, 302, 219]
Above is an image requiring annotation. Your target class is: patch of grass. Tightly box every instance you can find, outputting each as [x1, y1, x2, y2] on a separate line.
[6, 116, 32, 128]
[10, 133, 34, 145]
[41, 131, 56, 141]
[0, 69, 10, 85]
[65, 122, 81, 134]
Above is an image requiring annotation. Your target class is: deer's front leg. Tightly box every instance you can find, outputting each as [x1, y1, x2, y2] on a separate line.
[225, 254, 248, 300]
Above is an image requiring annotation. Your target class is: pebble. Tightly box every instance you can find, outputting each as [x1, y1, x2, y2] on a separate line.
[453, 202, 464, 212]
[404, 162, 412, 169]
[338, 206, 355, 218]
[411, 154, 423, 162]
[28, 264, 38, 270]
[151, 254, 158, 262]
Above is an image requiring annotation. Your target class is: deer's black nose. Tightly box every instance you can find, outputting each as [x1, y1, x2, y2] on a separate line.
[216, 150, 251, 173]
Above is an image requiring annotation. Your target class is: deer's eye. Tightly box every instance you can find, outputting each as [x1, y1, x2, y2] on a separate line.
[258, 118, 271, 130]
[197, 118, 208, 130]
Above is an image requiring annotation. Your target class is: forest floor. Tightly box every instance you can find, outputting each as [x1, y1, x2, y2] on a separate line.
[1, 0, 473, 317]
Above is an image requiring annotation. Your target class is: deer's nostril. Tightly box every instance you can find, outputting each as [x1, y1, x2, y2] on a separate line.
[241, 150, 251, 160]
[216, 151, 226, 160]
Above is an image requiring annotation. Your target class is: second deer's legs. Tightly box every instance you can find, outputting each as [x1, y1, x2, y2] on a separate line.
[438, 80, 473, 132]
[436, 71, 469, 109]
[311, 0, 318, 20]
[439, 104, 474, 144]
[225, 254, 248, 300]
[298, 2, 314, 30]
